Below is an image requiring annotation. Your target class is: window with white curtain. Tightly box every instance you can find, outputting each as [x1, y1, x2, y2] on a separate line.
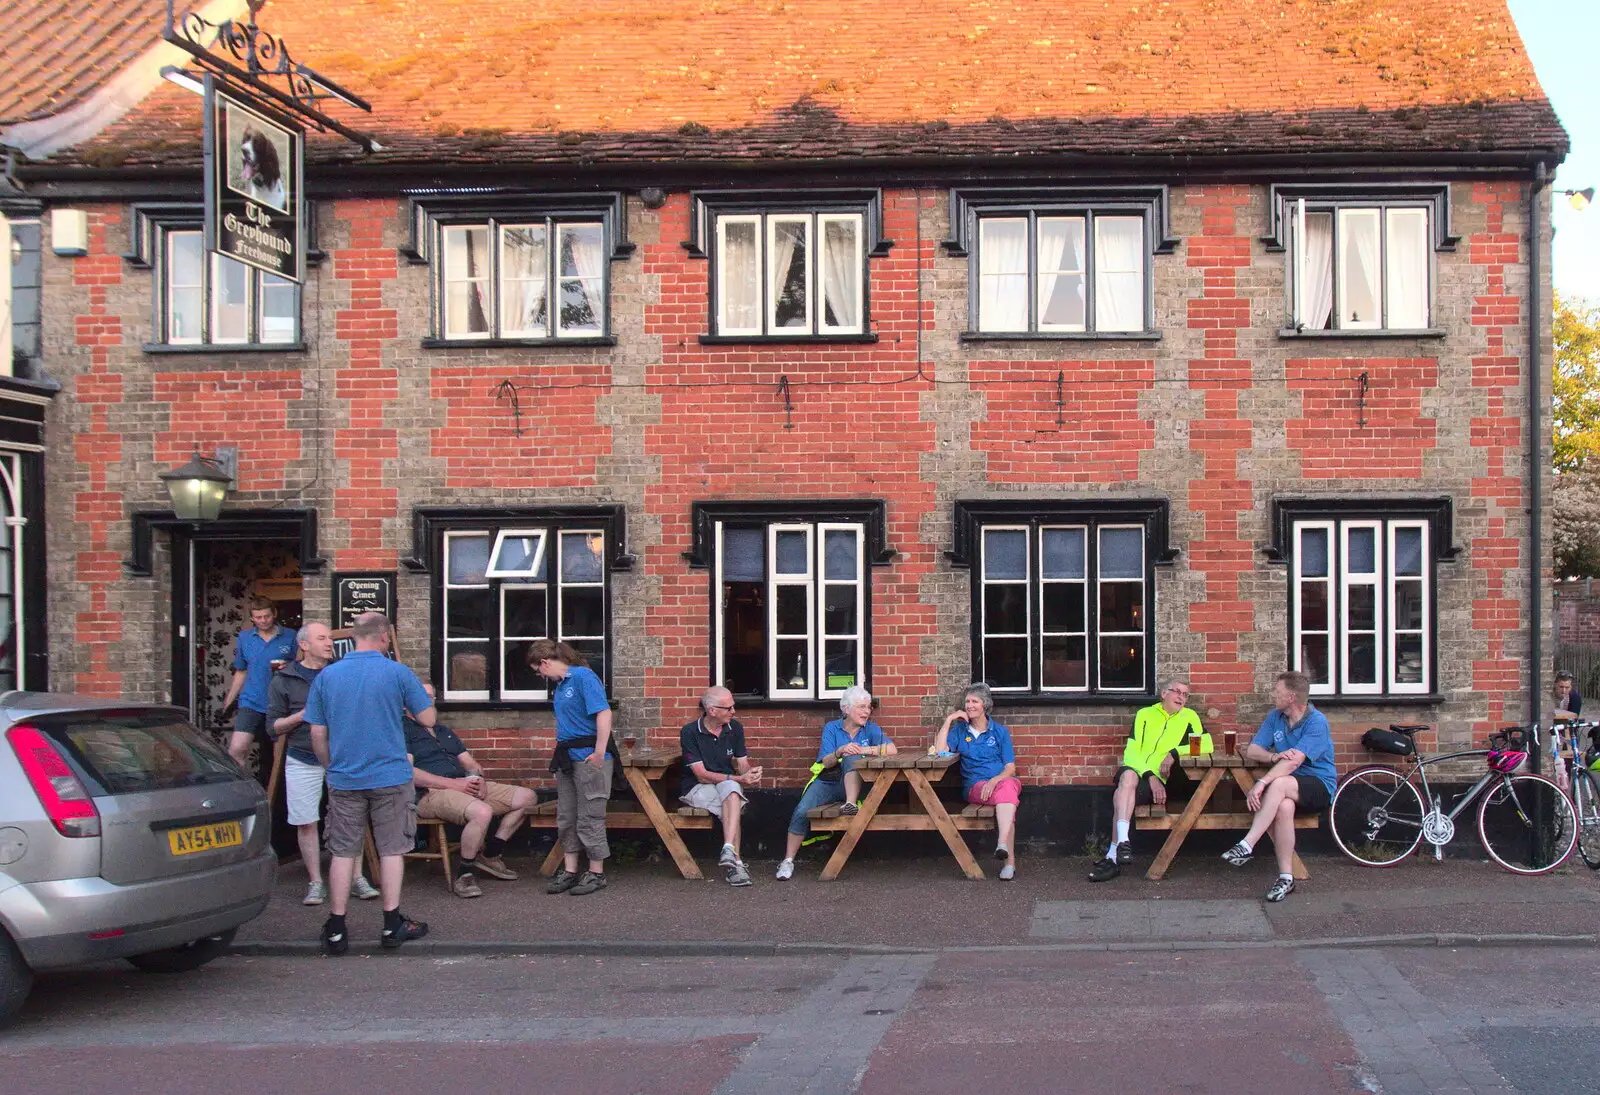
[1291, 516, 1432, 695]
[1288, 200, 1431, 331]
[714, 211, 864, 336]
[438, 217, 606, 340]
[158, 228, 299, 346]
[974, 211, 1147, 334]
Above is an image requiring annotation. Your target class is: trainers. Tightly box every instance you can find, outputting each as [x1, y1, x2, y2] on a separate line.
[380, 913, 428, 949]
[839, 802, 860, 816]
[998, 863, 1016, 881]
[995, 843, 1010, 862]
[474, 855, 518, 881]
[320, 916, 348, 956]
[302, 880, 327, 906]
[718, 843, 738, 867]
[1115, 841, 1133, 866]
[351, 874, 381, 901]
[1265, 876, 1296, 903]
[1088, 857, 1120, 883]
[546, 868, 580, 895]
[452, 872, 484, 898]
[1221, 841, 1253, 867]
[775, 858, 795, 881]
[725, 860, 753, 887]
[568, 870, 608, 896]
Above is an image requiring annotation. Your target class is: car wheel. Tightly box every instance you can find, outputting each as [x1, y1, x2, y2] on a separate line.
[0, 929, 33, 1029]
[124, 929, 237, 974]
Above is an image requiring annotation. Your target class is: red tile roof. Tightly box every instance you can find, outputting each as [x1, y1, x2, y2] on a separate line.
[9, 0, 1568, 168]
[0, 0, 167, 123]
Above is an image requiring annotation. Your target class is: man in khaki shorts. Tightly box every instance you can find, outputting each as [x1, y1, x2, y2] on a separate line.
[405, 688, 535, 898]
[306, 612, 436, 955]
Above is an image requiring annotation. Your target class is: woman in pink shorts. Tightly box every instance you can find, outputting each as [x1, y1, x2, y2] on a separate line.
[931, 683, 1021, 880]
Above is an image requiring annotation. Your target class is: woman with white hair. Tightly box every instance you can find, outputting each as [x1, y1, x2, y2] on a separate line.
[774, 685, 897, 880]
[932, 682, 1021, 880]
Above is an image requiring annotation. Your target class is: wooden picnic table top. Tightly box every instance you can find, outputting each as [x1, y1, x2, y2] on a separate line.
[858, 753, 960, 771]
[619, 747, 680, 771]
[1178, 752, 1247, 769]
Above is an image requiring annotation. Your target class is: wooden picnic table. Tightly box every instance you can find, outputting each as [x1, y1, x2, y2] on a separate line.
[532, 748, 714, 881]
[1137, 752, 1315, 882]
[813, 753, 995, 881]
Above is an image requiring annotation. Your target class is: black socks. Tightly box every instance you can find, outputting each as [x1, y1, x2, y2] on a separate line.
[484, 835, 507, 857]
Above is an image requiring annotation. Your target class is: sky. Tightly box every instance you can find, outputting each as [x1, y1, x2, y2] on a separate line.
[1508, 0, 1598, 302]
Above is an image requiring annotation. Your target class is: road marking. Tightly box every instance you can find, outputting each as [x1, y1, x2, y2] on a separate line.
[1299, 949, 1516, 1095]
[712, 953, 937, 1095]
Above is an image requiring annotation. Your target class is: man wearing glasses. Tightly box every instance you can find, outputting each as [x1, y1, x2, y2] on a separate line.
[680, 686, 763, 886]
[1089, 679, 1203, 882]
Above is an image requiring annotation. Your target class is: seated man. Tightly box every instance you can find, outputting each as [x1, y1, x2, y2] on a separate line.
[1554, 670, 1583, 718]
[404, 687, 535, 898]
[1089, 679, 1201, 882]
[1221, 670, 1337, 902]
[680, 686, 762, 887]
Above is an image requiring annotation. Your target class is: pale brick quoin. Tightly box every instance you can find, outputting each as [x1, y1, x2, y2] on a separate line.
[0, 0, 1567, 843]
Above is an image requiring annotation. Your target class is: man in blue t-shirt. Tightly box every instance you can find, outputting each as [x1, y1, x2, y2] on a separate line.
[1221, 670, 1337, 903]
[221, 597, 298, 769]
[306, 612, 435, 955]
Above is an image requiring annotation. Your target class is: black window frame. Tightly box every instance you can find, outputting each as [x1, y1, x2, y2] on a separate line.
[943, 186, 1178, 341]
[949, 499, 1176, 703]
[401, 192, 631, 349]
[684, 499, 894, 706]
[1261, 183, 1457, 339]
[1267, 497, 1458, 703]
[403, 505, 634, 710]
[4, 200, 43, 377]
[684, 189, 892, 343]
[125, 203, 308, 353]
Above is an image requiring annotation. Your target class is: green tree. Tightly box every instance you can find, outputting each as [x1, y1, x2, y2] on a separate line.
[1553, 294, 1600, 577]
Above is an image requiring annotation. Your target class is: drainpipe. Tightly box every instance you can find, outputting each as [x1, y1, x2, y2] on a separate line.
[1528, 160, 1547, 771]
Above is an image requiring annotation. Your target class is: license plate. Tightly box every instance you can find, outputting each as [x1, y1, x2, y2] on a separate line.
[167, 820, 242, 856]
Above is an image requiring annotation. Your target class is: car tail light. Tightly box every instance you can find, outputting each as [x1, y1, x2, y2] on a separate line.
[7, 723, 101, 837]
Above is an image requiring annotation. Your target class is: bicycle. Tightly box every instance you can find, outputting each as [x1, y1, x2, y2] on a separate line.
[1549, 717, 1600, 870]
[1330, 724, 1578, 875]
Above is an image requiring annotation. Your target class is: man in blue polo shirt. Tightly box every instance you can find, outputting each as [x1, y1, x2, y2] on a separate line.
[1222, 670, 1337, 903]
[307, 611, 436, 955]
[221, 597, 298, 770]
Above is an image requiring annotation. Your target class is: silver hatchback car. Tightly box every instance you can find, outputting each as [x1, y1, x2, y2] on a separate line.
[0, 693, 276, 1026]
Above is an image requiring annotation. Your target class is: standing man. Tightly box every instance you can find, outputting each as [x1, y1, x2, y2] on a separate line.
[1554, 671, 1584, 718]
[1221, 670, 1337, 902]
[679, 686, 763, 886]
[306, 612, 434, 954]
[1089, 679, 1202, 882]
[222, 597, 298, 770]
[407, 683, 536, 898]
[265, 620, 379, 906]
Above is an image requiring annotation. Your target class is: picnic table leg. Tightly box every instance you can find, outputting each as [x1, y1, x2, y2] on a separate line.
[1145, 767, 1223, 881]
[819, 770, 896, 881]
[622, 766, 704, 881]
[538, 841, 564, 877]
[904, 769, 985, 880]
[1231, 768, 1310, 881]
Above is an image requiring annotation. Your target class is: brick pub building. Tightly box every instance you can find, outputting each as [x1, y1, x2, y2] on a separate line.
[0, 0, 1569, 846]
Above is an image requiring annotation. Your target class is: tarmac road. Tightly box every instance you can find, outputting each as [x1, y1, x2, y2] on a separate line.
[5, 943, 1598, 1095]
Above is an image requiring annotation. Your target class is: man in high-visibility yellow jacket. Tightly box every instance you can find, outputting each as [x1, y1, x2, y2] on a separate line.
[1089, 680, 1204, 882]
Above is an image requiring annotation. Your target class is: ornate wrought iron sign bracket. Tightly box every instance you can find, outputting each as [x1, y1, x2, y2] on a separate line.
[163, 0, 378, 151]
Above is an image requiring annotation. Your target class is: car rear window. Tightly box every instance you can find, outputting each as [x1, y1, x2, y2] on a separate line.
[34, 711, 243, 794]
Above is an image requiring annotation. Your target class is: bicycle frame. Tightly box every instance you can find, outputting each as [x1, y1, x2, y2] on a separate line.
[1405, 750, 1504, 860]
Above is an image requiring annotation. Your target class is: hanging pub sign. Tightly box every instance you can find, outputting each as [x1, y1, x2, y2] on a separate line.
[203, 74, 304, 283]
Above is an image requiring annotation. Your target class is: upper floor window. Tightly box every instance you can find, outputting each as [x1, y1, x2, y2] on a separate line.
[402, 192, 631, 348]
[1266, 184, 1455, 336]
[439, 219, 605, 340]
[950, 500, 1173, 699]
[408, 505, 632, 706]
[4, 211, 42, 374]
[944, 187, 1176, 339]
[716, 212, 864, 336]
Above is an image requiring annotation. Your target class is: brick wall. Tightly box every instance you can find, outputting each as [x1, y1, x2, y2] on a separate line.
[38, 179, 1551, 789]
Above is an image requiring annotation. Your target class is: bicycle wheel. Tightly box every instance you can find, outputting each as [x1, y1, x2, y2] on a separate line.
[1477, 773, 1578, 875]
[1571, 767, 1600, 870]
[1330, 766, 1425, 866]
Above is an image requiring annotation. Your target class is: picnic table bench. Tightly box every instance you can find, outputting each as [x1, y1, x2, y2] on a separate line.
[529, 748, 715, 880]
[810, 753, 996, 881]
[1134, 753, 1317, 881]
